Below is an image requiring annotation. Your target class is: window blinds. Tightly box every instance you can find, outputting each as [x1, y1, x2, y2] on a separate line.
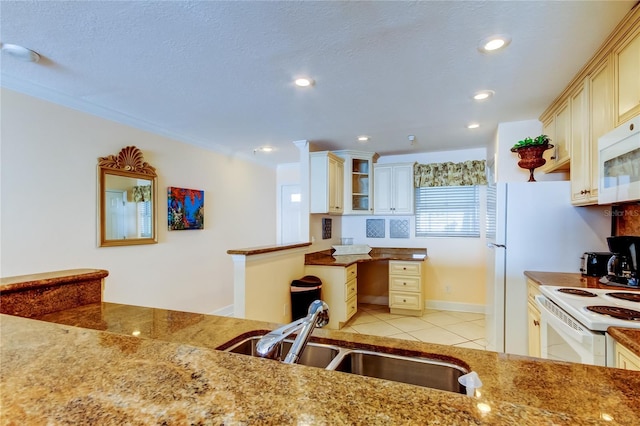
[415, 186, 480, 237]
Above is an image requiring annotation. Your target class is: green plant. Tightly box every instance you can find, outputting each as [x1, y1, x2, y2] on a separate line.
[511, 134, 551, 150]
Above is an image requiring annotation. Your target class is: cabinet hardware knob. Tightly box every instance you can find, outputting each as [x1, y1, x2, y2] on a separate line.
[403, 299, 407, 302]
[403, 282, 406, 285]
[550, 156, 556, 160]
[534, 320, 540, 327]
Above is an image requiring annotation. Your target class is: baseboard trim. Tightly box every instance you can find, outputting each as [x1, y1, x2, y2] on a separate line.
[209, 304, 234, 317]
[425, 300, 485, 314]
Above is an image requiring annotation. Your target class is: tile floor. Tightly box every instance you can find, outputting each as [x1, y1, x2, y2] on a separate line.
[341, 303, 488, 351]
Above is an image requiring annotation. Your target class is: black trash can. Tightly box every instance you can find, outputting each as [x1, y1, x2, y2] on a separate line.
[290, 275, 322, 321]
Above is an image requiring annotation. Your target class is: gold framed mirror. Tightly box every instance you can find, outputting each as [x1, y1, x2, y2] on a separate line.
[98, 146, 158, 247]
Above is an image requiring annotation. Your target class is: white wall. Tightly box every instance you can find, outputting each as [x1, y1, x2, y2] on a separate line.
[491, 119, 568, 183]
[0, 88, 276, 314]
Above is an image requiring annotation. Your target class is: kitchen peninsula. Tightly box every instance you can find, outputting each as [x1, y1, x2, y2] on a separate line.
[2, 270, 640, 424]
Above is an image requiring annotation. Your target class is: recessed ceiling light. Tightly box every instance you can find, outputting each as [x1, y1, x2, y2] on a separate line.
[357, 135, 369, 142]
[467, 123, 480, 129]
[253, 146, 274, 154]
[294, 77, 315, 87]
[0, 43, 40, 62]
[473, 90, 495, 101]
[478, 35, 511, 53]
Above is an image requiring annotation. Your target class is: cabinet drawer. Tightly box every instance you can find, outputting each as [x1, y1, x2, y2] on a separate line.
[389, 292, 422, 310]
[389, 261, 421, 276]
[346, 294, 358, 321]
[346, 264, 357, 281]
[389, 276, 421, 292]
[345, 278, 357, 301]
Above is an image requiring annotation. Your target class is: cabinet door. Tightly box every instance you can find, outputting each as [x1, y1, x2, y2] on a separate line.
[588, 58, 614, 203]
[527, 302, 541, 358]
[373, 165, 393, 214]
[616, 343, 640, 371]
[570, 81, 590, 204]
[553, 100, 571, 166]
[541, 117, 555, 170]
[392, 164, 415, 215]
[328, 156, 344, 214]
[614, 26, 640, 125]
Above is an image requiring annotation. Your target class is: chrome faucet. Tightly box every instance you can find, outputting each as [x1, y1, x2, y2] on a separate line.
[256, 300, 329, 364]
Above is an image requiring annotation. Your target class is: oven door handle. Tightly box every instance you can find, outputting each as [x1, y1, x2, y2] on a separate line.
[535, 295, 593, 346]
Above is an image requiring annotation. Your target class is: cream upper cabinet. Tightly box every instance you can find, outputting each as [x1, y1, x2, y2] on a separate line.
[310, 151, 344, 215]
[613, 24, 640, 125]
[588, 58, 614, 203]
[334, 150, 379, 215]
[541, 100, 570, 173]
[570, 80, 591, 205]
[373, 163, 414, 215]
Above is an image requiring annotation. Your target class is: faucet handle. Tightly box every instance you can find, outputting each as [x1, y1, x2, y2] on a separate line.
[308, 300, 329, 327]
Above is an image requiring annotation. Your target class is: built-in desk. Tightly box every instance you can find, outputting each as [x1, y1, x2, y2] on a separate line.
[305, 248, 428, 328]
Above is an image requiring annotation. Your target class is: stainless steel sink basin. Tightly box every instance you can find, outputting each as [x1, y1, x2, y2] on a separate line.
[326, 349, 468, 394]
[224, 336, 340, 369]
[222, 335, 469, 394]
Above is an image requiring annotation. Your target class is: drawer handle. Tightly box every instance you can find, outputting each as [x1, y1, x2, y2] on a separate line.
[533, 320, 540, 327]
[403, 299, 407, 303]
[403, 282, 407, 285]
[403, 267, 407, 270]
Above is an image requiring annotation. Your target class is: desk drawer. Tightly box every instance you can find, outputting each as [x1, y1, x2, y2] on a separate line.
[346, 294, 358, 320]
[345, 278, 357, 301]
[389, 261, 421, 276]
[389, 292, 422, 310]
[389, 276, 421, 292]
[346, 264, 357, 281]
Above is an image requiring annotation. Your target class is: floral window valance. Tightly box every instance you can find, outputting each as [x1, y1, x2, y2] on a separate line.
[132, 185, 152, 202]
[414, 160, 488, 187]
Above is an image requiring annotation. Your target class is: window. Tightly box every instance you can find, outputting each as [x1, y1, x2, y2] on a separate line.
[415, 186, 480, 237]
[137, 201, 152, 238]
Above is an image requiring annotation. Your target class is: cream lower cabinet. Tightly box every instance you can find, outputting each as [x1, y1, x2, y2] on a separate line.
[614, 342, 640, 371]
[304, 263, 357, 330]
[527, 279, 541, 358]
[388, 260, 425, 316]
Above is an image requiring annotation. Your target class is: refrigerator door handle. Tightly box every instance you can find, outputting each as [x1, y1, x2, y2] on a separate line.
[487, 243, 506, 249]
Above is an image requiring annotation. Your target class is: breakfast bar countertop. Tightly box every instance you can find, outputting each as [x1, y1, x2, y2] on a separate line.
[2, 300, 639, 425]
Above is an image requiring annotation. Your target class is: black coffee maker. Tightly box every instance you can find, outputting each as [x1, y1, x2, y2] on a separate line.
[601, 236, 640, 287]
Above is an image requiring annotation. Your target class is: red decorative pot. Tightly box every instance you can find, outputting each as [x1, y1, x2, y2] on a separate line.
[510, 144, 554, 182]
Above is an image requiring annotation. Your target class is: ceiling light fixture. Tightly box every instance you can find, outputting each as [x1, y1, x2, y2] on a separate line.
[478, 35, 511, 53]
[0, 43, 40, 62]
[473, 90, 495, 101]
[253, 146, 274, 154]
[357, 135, 369, 142]
[467, 123, 480, 129]
[294, 77, 315, 87]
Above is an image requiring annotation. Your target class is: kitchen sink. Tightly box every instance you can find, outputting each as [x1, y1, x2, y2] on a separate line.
[326, 349, 468, 394]
[222, 335, 469, 394]
[224, 336, 341, 369]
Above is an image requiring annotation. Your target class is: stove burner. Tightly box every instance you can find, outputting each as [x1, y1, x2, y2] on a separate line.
[557, 288, 597, 297]
[586, 306, 640, 321]
[606, 292, 640, 303]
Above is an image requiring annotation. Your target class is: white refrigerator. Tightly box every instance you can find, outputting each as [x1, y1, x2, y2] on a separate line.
[485, 180, 610, 355]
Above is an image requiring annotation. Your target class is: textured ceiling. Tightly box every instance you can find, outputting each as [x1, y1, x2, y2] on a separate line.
[0, 1, 635, 166]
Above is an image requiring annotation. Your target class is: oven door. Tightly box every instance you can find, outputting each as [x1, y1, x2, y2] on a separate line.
[535, 295, 607, 366]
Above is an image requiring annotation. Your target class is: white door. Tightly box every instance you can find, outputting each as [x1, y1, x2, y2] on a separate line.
[105, 190, 126, 240]
[280, 184, 301, 244]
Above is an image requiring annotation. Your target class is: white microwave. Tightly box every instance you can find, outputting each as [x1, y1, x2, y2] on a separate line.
[598, 115, 640, 204]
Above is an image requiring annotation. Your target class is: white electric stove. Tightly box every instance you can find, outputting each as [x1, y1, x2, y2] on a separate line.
[535, 285, 640, 366]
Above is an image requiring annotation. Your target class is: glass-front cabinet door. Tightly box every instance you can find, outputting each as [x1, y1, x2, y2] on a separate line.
[334, 150, 379, 215]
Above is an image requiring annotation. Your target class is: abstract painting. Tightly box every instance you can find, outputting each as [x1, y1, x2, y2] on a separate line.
[168, 187, 204, 230]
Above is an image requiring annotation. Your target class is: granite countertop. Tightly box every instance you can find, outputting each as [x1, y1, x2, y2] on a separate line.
[3, 302, 639, 424]
[525, 271, 640, 359]
[0, 268, 108, 292]
[227, 242, 312, 256]
[305, 247, 428, 266]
